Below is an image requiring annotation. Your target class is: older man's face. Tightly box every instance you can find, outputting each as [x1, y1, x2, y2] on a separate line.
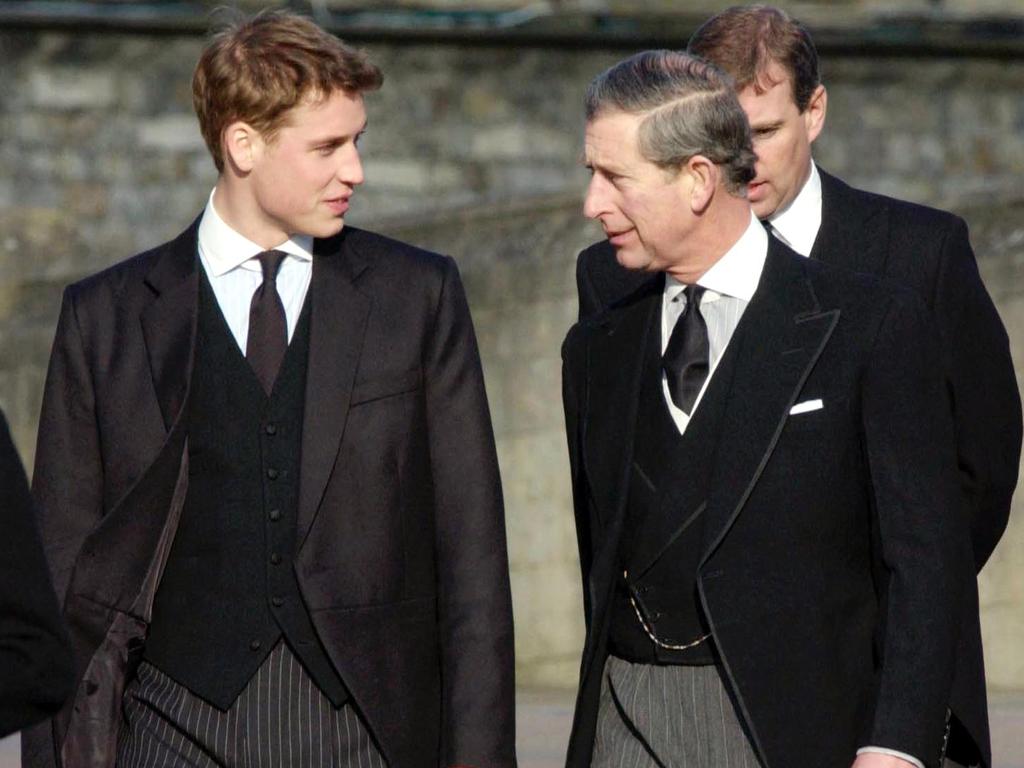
[583, 110, 693, 272]
[737, 63, 826, 219]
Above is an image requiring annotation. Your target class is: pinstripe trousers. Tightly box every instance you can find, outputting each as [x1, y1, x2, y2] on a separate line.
[592, 655, 760, 768]
[116, 641, 386, 768]
[592, 655, 974, 768]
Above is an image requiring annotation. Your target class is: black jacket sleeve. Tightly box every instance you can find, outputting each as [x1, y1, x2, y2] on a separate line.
[930, 217, 1021, 570]
[0, 410, 73, 737]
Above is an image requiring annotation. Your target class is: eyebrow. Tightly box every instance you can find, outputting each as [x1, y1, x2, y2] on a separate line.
[581, 152, 622, 174]
[309, 122, 368, 147]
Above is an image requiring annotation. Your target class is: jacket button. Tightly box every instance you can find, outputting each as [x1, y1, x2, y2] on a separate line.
[265, 423, 277, 436]
[272, 596, 284, 607]
[270, 553, 282, 565]
[250, 639, 262, 652]
[266, 468, 279, 480]
[269, 509, 282, 522]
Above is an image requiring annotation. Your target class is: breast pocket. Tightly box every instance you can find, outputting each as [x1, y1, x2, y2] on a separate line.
[350, 368, 423, 406]
[782, 396, 848, 435]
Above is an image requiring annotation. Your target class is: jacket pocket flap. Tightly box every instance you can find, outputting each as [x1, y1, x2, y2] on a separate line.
[351, 368, 422, 405]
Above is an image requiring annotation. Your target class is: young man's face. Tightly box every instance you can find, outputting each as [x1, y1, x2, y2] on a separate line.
[583, 109, 694, 273]
[248, 89, 367, 241]
[737, 63, 825, 219]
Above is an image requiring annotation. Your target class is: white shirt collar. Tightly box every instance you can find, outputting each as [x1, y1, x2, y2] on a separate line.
[665, 212, 768, 303]
[197, 189, 314, 276]
[765, 161, 822, 258]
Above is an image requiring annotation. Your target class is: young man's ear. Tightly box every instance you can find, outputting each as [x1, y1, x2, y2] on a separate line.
[684, 155, 718, 214]
[222, 121, 261, 174]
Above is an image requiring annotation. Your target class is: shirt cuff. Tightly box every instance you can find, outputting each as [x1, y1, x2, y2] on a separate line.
[856, 746, 926, 768]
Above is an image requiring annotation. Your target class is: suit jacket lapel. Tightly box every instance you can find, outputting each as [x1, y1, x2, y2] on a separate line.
[811, 168, 888, 276]
[582, 278, 661, 545]
[296, 230, 373, 547]
[700, 241, 840, 561]
[140, 220, 200, 432]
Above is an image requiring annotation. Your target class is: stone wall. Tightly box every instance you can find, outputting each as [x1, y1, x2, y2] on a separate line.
[1, 24, 1023, 689]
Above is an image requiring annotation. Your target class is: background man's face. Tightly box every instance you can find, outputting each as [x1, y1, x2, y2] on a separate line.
[583, 110, 693, 272]
[248, 89, 367, 241]
[737, 63, 825, 219]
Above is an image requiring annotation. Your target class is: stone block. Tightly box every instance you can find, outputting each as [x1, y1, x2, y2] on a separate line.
[470, 124, 575, 161]
[497, 431, 575, 567]
[28, 68, 116, 110]
[64, 182, 110, 218]
[510, 562, 585, 687]
[363, 158, 464, 191]
[137, 116, 205, 152]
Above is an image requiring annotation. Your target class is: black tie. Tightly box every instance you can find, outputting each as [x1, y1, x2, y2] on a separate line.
[246, 250, 288, 395]
[662, 285, 709, 415]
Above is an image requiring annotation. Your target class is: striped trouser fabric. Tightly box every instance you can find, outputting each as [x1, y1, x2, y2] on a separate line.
[592, 655, 974, 768]
[592, 655, 760, 768]
[116, 640, 386, 768]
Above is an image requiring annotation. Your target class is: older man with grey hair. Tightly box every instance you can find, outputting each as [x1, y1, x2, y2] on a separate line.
[561, 49, 981, 768]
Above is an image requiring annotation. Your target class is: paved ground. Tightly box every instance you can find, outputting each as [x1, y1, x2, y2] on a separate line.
[3, 689, 1022, 767]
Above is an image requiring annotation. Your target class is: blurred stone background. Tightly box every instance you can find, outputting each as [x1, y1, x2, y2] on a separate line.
[1, 0, 1023, 757]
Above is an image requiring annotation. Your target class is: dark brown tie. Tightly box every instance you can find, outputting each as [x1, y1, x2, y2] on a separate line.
[662, 285, 709, 415]
[246, 250, 288, 395]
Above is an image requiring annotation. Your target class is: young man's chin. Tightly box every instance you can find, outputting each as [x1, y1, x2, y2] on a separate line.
[307, 217, 347, 239]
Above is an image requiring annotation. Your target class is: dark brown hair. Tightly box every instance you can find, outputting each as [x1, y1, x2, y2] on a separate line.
[688, 5, 820, 111]
[193, 9, 383, 172]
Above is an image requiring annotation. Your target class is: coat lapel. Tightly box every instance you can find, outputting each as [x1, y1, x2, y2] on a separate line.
[582, 278, 661, 540]
[811, 168, 889, 276]
[140, 220, 201, 432]
[296, 230, 373, 548]
[575, 277, 660, 682]
[700, 241, 840, 561]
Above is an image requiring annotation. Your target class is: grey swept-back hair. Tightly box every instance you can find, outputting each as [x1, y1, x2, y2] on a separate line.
[585, 50, 756, 194]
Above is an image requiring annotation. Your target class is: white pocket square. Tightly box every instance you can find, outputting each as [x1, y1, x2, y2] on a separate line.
[789, 399, 824, 415]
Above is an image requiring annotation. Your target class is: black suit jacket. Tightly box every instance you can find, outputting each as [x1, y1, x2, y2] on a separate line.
[26, 221, 516, 768]
[562, 239, 980, 768]
[576, 168, 1022, 572]
[0, 410, 72, 737]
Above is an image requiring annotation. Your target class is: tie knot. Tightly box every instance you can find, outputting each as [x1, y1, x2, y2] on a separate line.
[683, 284, 705, 309]
[256, 250, 287, 282]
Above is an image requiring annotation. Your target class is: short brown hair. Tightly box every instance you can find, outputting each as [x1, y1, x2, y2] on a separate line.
[585, 50, 756, 194]
[193, 9, 383, 173]
[687, 5, 820, 112]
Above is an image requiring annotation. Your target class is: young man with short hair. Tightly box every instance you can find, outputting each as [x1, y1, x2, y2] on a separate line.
[28, 11, 515, 768]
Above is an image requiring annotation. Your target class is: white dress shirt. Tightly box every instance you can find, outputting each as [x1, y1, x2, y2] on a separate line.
[197, 191, 314, 354]
[661, 213, 768, 434]
[765, 161, 822, 258]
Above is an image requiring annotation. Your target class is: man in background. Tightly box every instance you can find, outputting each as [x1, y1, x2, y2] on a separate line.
[27, 10, 514, 767]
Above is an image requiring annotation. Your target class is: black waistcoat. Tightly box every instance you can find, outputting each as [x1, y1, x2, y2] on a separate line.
[609, 303, 741, 665]
[145, 272, 348, 710]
